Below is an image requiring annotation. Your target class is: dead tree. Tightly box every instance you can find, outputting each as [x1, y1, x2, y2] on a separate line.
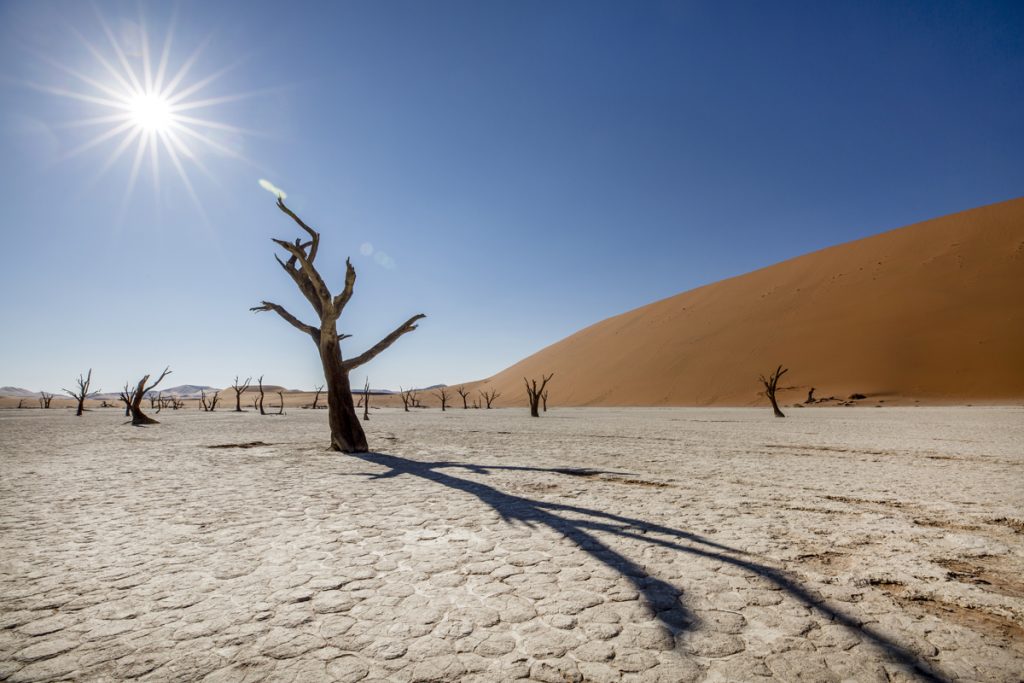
[456, 385, 470, 409]
[251, 197, 425, 452]
[399, 387, 413, 412]
[17, 399, 25, 409]
[256, 376, 266, 415]
[542, 390, 549, 412]
[119, 383, 133, 417]
[38, 392, 54, 409]
[759, 365, 789, 418]
[200, 390, 220, 412]
[155, 392, 163, 414]
[126, 367, 172, 425]
[276, 391, 285, 415]
[62, 369, 98, 416]
[231, 376, 252, 412]
[170, 396, 184, 410]
[434, 387, 450, 411]
[312, 384, 325, 410]
[524, 374, 554, 417]
[480, 388, 500, 409]
[362, 378, 370, 421]
[805, 387, 816, 404]
[472, 398, 481, 409]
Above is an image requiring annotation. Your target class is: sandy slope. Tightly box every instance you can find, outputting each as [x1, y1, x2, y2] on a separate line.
[466, 198, 1024, 407]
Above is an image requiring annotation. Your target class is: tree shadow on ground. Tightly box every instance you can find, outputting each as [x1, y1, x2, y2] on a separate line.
[353, 452, 947, 682]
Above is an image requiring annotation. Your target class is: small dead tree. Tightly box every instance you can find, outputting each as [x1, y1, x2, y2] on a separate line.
[119, 383, 133, 417]
[200, 390, 220, 412]
[62, 369, 98, 416]
[456, 385, 470, 409]
[399, 387, 413, 412]
[524, 374, 554, 417]
[759, 365, 789, 418]
[231, 376, 252, 412]
[126, 367, 172, 425]
[362, 378, 370, 421]
[472, 398, 481, 409]
[434, 386, 450, 411]
[39, 392, 54, 409]
[17, 399, 25, 409]
[170, 396, 184, 410]
[155, 392, 163, 414]
[480, 388, 500, 409]
[805, 387, 816, 404]
[276, 391, 285, 415]
[541, 390, 549, 413]
[251, 197, 424, 452]
[312, 384, 325, 410]
[256, 376, 266, 415]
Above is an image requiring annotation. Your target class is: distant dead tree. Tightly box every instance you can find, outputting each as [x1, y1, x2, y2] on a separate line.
[17, 399, 25, 409]
[399, 387, 417, 412]
[759, 365, 789, 418]
[472, 397, 480, 409]
[200, 390, 220, 412]
[125, 367, 172, 425]
[155, 392, 163, 414]
[434, 386, 450, 411]
[362, 378, 370, 421]
[805, 387, 816, 404]
[251, 196, 425, 452]
[38, 392, 54, 409]
[456, 385, 470, 409]
[276, 391, 285, 415]
[542, 390, 549, 413]
[118, 383, 133, 417]
[62, 369, 98, 416]
[231, 376, 252, 412]
[312, 384, 325, 410]
[524, 374, 554, 417]
[169, 396, 184, 410]
[480, 388, 500, 409]
[256, 375, 266, 415]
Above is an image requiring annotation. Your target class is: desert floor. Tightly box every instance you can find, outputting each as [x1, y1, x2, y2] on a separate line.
[0, 407, 1022, 682]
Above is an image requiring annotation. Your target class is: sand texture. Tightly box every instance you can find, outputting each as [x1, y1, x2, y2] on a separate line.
[468, 198, 1024, 406]
[1, 407, 1022, 681]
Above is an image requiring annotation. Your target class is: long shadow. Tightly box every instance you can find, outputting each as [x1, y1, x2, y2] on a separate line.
[353, 452, 948, 682]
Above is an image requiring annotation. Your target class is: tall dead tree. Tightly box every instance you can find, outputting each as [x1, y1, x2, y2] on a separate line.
[62, 369, 98, 416]
[480, 388, 500, 409]
[456, 385, 470, 410]
[256, 376, 266, 415]
[759, 365, 789, 418]
[434, 386, 450, 412]
[126, 367, 172, 425]
[312, 384, 325, 410]
[524, 374, 554, 417]
[38, 392, 54, 409]
[251, 197, 425, 452]
[231, 376, 252, 412]
[541, 390, 549, 413]
[362, 378, 370, 421]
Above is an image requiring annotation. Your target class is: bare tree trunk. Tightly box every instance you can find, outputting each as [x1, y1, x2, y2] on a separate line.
[759, 365, 789, 418]
[542, 390, 548, 412]
[362, 378, 370, 421]
[257, 376, 266, 415]
[524, 374, 554, 417]
[39, 392, 54, 409]
[63, 369, 96, 417]
[457, 386, 469, 409]
[277, 391, 285, 415]
[434, 387, 450, 411]
[312, 384, 324, 410]
[400, 387, 411, 412]
[321, 335, 367, 451]
[129, 367, 171, 425]
[232, 376, 252, 412]
[805, 387, 816, 404]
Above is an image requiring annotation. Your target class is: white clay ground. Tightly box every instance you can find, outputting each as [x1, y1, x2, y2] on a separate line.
[1, 406, 1022, 682]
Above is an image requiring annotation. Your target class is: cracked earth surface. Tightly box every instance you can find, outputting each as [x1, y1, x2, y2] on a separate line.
[1, 407, 1022, 682]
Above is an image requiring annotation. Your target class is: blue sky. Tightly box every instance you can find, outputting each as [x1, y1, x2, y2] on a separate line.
[1, 0, 1022, 393]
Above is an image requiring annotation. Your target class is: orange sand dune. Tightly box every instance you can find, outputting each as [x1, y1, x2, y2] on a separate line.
[466, 198, 1024, 407]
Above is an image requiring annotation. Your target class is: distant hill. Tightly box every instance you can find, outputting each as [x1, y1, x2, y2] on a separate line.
[464, 198, 1024, 406]
[152, 385, 222, 399]
[0, 387, 39, 398]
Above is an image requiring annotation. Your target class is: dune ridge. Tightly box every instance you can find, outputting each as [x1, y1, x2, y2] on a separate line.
[466, 198, 1024, 407]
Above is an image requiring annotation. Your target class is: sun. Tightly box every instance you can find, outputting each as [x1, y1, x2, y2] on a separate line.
[24, 8, 271, 215]
[127, 92, 173, 132]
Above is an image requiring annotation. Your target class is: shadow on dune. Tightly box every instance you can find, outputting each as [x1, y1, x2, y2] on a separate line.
[352, 452, 946, 682]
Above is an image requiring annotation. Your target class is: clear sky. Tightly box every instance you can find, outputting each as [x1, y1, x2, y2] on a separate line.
[1, 0, 1022, 393]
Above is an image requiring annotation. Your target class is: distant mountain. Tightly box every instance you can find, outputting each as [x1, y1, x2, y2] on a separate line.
[0, 387, 39, 397]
